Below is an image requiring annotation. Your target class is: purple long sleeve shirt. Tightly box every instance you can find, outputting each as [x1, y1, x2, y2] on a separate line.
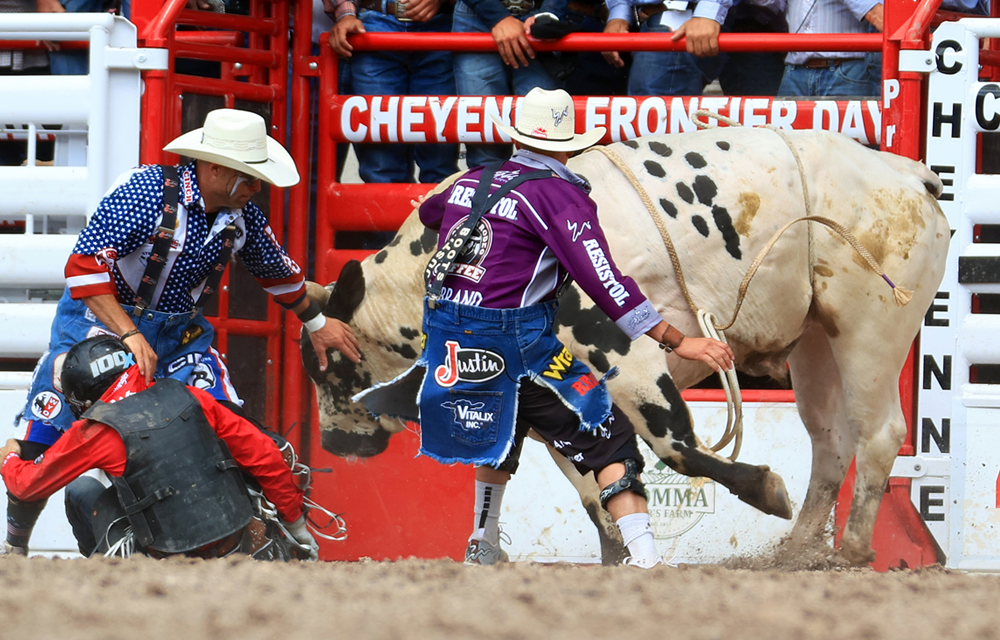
[419, 150, 661, 341]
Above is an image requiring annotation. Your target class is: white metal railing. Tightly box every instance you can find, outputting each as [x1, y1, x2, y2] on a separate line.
[0, 14, 154, 348]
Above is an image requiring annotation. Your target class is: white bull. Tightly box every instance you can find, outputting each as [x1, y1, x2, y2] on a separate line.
[301, 127, 950, 567]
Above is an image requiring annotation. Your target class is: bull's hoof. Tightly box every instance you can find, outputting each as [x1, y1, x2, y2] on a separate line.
[840, 538, 877, 567]
[737, 468, 793, 520]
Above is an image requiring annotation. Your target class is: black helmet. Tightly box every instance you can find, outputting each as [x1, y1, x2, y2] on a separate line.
[59, 335, 135, 417]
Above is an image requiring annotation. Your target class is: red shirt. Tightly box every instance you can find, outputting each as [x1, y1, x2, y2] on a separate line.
[1, 366, 304, 522]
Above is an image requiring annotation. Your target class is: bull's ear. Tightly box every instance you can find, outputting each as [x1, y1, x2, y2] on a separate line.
[324, 260, 366, 324]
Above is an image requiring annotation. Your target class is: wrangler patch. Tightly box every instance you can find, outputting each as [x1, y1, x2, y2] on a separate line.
[571, 372, 599, 395]
[542, 346, 575, 381]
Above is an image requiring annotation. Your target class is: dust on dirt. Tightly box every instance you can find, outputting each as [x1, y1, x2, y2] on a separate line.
[1, 554, 998, 640]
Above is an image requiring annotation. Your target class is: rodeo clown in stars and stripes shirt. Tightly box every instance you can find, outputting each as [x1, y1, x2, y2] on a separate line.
[355, 89, 734, 568]
[4, 109, 360, 557]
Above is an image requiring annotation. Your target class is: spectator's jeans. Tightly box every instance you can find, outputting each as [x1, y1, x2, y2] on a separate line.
[352, 10, 459, 183]
[65, 476, 106, 556]
[628, 12, 725, 97]
[452, 0, 562, 168]
[777, 53, 882, 98]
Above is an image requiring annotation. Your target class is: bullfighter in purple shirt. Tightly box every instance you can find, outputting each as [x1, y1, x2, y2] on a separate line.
[356, 88, 734, 568]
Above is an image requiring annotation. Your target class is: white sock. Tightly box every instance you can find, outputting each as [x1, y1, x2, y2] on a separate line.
[616, 513, 659, 563]
[471, 481, 506, 546]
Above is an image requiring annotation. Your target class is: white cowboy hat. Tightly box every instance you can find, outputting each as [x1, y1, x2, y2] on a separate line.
[490, 88, 606, 153]
[163, 109, 300, 188]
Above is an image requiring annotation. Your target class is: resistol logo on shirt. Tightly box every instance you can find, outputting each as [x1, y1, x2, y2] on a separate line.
[582, 238, 630, 307]
[433, 341, 505, 388]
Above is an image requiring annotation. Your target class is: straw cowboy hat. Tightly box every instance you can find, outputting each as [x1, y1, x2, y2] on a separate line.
[490, 88, 606, 153]
[164, 109, 300, 188]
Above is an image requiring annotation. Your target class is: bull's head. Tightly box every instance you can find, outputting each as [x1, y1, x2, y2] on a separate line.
[300, 233, 430, 458]
[300, 261, 397, 457]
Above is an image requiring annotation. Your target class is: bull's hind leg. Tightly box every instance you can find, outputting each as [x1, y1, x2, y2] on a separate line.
[786, 323, 855, 561]
[535, 434, 627, 565]
[825, 329, 910, 566]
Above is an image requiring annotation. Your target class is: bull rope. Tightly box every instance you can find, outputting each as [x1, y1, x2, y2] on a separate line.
[588, 113, 914, 461]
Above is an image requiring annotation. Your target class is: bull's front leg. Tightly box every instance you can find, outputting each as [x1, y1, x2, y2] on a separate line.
[634, 373, 793, 521]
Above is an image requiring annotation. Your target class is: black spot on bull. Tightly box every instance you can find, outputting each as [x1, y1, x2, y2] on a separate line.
[676, 182, 694, 204]
[587, 349, 611, 374]
[691, 215, 710, 237]
[643, 160, 666, 178]
[554, 287, 632, 357]
[692, 175, 717, 206]
[374, 250, 388, 264]
[387, 342, 418, 360]
[685, 152, 707, 169]
[324, 260, 366, 324]
[387, 234, 402, 248]
[322, 426, 392, 457]
[622, 139, 640, 149]
[716, 141, 730, 151]
[638, 374, 695, 444]
[410, 227, 438, 257]
[399, 326, 420, 341]
[638, 374, 791, 519]
[659, 198, 678, 218]
[648, 141, 672, 157]
[711, 205, 742, 259]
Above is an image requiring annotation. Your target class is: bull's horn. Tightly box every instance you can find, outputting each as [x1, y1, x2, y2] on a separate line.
[305, 280, 332, 307]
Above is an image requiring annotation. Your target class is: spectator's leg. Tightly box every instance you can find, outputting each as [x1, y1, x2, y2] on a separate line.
[453, 0, 512, 167]
[627, 16, 704, 96]
[717, 17, 785, 96]
[64, 476, 107, 556]
[410, 13, 460, 182]
[776, 64, 811, 97]
[352, 11, 414, 183]
[820, 57, 881, 97]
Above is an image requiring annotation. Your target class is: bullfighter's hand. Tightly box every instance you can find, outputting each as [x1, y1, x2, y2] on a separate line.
[410, 194, 427, 209]
[671, 17, 720, 57]
[283, 515, 319, 561]
[121, 332, 158, 385]
[673, 337, 735, 372]
[601, 19, 629, 68]
[0, 439, 22, 461]
[309, 317, 362, 369]
[492, 16, 534, 68]
[404, 0, 443, 23]
[330, 15, 365, 58]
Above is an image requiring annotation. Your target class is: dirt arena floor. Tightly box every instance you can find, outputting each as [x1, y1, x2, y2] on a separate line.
[2, 554, 999, 640]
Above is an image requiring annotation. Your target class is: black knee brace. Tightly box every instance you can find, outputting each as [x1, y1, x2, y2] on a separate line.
[5, 441, 52, 549]
[599, 458, 647, 510]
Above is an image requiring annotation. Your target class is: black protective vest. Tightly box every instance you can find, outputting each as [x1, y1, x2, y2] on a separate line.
[84, 379, 253, 554]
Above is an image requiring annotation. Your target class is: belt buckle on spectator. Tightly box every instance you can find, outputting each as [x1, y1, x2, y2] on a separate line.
[394, 0, 413, 21]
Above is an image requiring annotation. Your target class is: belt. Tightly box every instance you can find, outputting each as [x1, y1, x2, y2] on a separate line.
[800, 58, 853, 69]
[501, 0, 539, 17]
[358, 0, 413, 20]
[638, 0, 693, 22]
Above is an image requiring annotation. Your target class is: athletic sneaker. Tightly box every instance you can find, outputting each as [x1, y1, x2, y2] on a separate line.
[622, 555, 666, 569]
[1, 542, 27, 557]
[464, 537, 509, 566]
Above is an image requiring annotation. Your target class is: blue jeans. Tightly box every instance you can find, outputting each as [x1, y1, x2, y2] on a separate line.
[777, 53, 882, 98]
[65, 476, 107, 556]
[18, 290, 238, 445]
[452, 0, 562, 167]
[352, 11, 459, 183]
[628, 12, 726, 96]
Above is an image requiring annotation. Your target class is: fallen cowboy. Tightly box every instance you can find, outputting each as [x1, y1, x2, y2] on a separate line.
[2, 335, 343, 560]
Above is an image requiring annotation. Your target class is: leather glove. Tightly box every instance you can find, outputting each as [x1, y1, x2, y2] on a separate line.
[283, 515, 319, 561]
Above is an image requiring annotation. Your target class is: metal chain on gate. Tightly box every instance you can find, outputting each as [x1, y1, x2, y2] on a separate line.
[587, 111, 915, 461]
